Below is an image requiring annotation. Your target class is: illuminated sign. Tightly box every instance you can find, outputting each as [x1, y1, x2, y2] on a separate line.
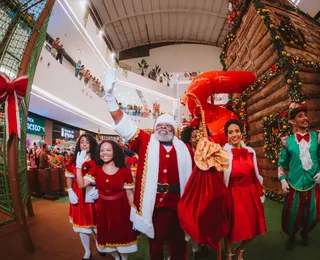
[27, 116, 45, 135]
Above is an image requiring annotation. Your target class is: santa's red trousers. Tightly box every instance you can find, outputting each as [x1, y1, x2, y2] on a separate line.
[148, 208, 187, 260]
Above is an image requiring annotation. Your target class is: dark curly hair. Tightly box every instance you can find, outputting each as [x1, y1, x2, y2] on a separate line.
[95, 140, 126, 168]
[72, 134, 98, 164]
[224, 119, 244, 136]
[180, 126, 196, 145]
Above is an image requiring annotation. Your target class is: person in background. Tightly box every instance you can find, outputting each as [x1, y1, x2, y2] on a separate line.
[278, 102, 320, 250]
[84, 70, 90, 85]
[180, 126, 206, 260]
[51, 37, 60, 57]
[79, 65, 85, 81]
[39, 143, 59, 169]
[223, 119, 266, 260]
[88, 75, 94, 89]
[75, 60, 82, 78]
[76, 140, 138, 260]
[56, 44, 65, 64]
[100, 85, 105, 98]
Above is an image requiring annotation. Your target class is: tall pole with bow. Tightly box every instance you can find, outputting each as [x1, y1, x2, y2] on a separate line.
[1, 0, 56, 252]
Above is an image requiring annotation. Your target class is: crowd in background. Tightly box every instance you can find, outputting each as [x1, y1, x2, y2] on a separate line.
[49, 37, 105, 98]
[27, 142, 73, 171]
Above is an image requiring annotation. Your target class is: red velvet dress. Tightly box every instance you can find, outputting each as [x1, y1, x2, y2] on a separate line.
[228, 148, 266, 242]
[89, 167, 137, 253]
[67, 160, 97, 233]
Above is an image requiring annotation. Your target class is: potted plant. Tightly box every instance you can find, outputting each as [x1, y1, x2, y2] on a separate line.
[148, 64, 161, 81]
[163, 71, 173, 87]
[138, 58, 149, 76]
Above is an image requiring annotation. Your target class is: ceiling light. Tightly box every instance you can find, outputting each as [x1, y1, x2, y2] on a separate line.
[99, 30, 104, 37]
[111, 52, 115, 58]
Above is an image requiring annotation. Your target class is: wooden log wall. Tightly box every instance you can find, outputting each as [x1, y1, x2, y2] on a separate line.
[224, 1, 320, 194]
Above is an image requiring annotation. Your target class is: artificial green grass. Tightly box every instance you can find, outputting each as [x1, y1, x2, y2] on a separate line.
[56, 197, 320, 259]
[129, 199, 320, 260]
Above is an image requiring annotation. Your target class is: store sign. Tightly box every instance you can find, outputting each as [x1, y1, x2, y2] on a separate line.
[61, 127, 74, 139]
[27, 116, 45, 135]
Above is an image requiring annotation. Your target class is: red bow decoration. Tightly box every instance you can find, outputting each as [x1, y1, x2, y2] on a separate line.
[0, 73, 28, 142]
[296, 133, 310, 143]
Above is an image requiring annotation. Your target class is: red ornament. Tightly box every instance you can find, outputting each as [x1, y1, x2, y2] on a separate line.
[271, 64, 277, 72]
[280, 112, 287, 117]
[0, 73, 28, 142]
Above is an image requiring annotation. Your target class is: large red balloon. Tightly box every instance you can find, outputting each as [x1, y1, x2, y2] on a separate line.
[185, 71, 256, 145]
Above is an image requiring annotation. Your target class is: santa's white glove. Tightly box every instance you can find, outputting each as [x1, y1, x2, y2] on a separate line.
[314, 173, 320, 184]
[281, 179, 290, 194]
[104, 68, 116, 96]
[76, 150, 88, 169]
[103, 68, 119, 111]
[67, 188, 78, 204]
[89, 187, 99, 200]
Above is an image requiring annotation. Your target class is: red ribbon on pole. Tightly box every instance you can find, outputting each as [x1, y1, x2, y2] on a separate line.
[0, 72, 28, 142]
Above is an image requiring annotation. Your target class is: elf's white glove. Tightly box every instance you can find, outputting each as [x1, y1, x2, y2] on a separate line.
[89, 187, 99, 200]
[281, 179, 290, 194]
[76, 150, 87, 169]
[314, 173, 320, 184]
[67, 188, 78, 204]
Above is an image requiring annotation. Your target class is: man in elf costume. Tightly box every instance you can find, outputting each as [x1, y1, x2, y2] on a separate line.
[278, 102, 320, 250]
[104, 69, 193, 260]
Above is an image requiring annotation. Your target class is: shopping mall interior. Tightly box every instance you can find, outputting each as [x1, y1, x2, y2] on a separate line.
[0, 0, 320, 259]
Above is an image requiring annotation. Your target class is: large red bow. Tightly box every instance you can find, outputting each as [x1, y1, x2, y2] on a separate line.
[0, 73, 28, 142]
[296, 133, 310, 143]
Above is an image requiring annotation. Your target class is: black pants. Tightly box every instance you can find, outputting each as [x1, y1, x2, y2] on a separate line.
[56, 53, 63, 64]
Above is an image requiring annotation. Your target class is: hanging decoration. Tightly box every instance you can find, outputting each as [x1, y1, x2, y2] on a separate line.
[0, 73, 28, 143]
[83, 3, 89, 28]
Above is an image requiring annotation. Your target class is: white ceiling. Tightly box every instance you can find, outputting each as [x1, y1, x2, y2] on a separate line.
[90, 0, 229, 52]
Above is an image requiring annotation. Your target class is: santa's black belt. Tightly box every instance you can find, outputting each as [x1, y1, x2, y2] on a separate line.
[157, 183, 180, 193]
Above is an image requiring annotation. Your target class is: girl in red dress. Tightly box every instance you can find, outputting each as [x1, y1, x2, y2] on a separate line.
[65, 134, 98, 260]
[223, 119, 266, 260]
[76, 140, 138, 260]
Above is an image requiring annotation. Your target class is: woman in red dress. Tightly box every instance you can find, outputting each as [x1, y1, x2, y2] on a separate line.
[223, 119, 266, 260]
[76, 140, 137, 260]
[65, 134, 99, 260]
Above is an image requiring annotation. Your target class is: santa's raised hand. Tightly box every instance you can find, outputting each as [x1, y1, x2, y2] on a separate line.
[103, 68, 116, 96]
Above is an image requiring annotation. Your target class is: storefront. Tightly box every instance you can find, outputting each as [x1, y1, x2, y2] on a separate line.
[52, 122, 80, 149]
[27, 113, 46, 147]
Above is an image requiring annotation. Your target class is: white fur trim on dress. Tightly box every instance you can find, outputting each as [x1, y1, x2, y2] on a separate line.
[72, 226, 97, 234]
[112, 113, 138, 141]
[223, 143, 264, 202]
[295, 134, 313, 171]
[96, 241, 138, 254]
[130, 135, 192, 239]
[65, 172, 74, 178]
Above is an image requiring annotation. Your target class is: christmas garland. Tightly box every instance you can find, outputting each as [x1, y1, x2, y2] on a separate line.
[262, 112, 292, 163]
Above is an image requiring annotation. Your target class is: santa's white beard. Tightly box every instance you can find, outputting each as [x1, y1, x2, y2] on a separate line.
[154, 129, 174, 142]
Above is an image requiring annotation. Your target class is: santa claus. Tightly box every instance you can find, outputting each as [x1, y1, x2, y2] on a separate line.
[104, 69, 193, 260]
